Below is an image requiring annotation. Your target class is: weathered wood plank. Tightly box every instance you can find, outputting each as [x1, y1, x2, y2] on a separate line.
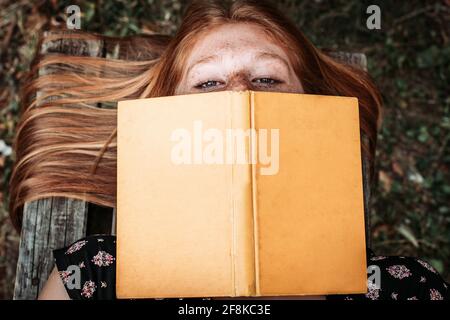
[13, 31, 104, 300]
[12, 200, 38, 299]
[13, 198, 88, 299]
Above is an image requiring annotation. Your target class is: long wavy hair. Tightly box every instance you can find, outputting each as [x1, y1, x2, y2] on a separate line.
[9, 0, 382, 231]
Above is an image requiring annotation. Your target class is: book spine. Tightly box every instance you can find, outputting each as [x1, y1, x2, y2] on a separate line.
[230, 91, 257, 296]
[249, 91, 260, 296]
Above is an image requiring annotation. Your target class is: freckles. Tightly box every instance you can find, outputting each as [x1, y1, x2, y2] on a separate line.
[185, 74, 197, 85]
[228, 71, 250, 83]
[179, 71, 200, 92]
[224, 71, 252, 90]
[175, 73, 192, 95]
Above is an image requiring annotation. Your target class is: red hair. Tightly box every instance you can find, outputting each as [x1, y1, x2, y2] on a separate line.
[9, 0, 382, 230]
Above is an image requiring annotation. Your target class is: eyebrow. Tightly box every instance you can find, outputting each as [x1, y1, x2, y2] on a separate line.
[186, 54, 221, 76]
[255, 52, 290, 71]
[186, 51, 290, 76]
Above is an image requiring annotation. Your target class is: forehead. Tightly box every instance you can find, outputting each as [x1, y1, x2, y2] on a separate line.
[185, 23, 288, 65]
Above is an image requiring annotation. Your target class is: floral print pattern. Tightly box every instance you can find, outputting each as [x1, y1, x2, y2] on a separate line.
[65, 240, 88, 255]
[370, 256, 387, 261]
[386, 265, 412, 279]
[417, 259, 438, 274]
[91, 250, 115, 267]
[59, 270, 73, 285]
[81, 280, 96, 299]
[329, 250, 449, 301]
[54, 235, 449, 300]
[365, 280, 380, 300]
[430, 288, 443, 300]
[53, 235, 116, 300]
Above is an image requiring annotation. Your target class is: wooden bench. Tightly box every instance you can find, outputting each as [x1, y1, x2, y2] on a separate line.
[13, 30, 372, 299]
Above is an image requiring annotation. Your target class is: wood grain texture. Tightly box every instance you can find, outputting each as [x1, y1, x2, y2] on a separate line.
[13, 198, 88, 299]
[13, 31, 103, 300]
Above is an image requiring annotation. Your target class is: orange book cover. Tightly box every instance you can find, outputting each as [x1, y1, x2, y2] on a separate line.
[116, 90, 367, 298]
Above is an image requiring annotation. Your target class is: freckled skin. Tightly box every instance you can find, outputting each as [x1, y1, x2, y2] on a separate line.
[175, 23, 304, 95]
[224, 71, 253, 91]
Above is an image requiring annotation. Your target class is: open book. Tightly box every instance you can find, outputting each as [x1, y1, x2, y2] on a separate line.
[116, 90, 367, 298]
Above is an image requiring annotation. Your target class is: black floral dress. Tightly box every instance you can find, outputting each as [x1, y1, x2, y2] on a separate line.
[53, 234, 449, 300]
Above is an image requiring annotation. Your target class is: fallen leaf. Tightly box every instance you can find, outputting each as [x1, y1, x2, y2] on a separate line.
[397, 224, 419, 248]
[379, 170, 392, 192]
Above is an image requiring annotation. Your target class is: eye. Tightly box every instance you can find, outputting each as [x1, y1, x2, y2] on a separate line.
[194, 80, 223, 90]
[253, 78, 283, 86]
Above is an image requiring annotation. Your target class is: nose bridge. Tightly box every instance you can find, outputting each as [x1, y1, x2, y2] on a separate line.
[226, 72, 252, 91]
